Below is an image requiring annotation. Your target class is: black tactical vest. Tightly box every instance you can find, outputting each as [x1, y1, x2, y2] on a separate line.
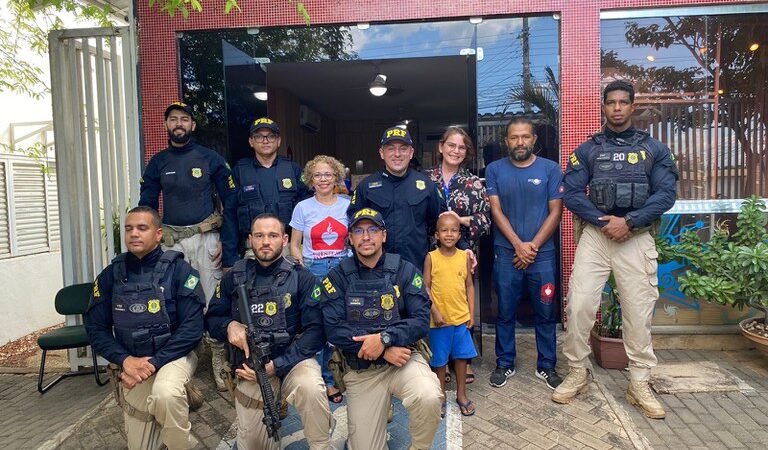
[340, 254, 402, 334]
[111, 250, 181, 357]
[587, 133, 653, 213]
[231, 258, 297, 333]
[234, 159, 297, 234]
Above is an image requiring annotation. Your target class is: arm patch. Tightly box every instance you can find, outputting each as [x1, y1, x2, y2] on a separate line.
[184, 274, 199, 290]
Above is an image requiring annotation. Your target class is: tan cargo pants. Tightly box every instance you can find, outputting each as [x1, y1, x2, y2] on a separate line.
[563, 224, 660, 381]
[234, 357, 332, 450]
[344, 352, 443, 450]
[123, 352, 198, 450]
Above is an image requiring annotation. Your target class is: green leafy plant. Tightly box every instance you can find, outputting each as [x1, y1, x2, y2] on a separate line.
[596, 275, 623, 339]
[657, 195, 768, 321]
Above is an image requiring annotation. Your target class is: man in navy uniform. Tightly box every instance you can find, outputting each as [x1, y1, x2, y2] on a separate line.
[553, 80, 678, 419]
[222, 117, 310, 269]
[85, 206, 205, 450]
[139, 101, 236, 390]
[318, 208, 443, 449]
[347, 125, 447, 269]
[206, 213, 331, 449]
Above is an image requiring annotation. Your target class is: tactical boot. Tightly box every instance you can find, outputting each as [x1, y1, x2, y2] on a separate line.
[210, 342, 228, 392]
[627, 380, 666, 419]
[185, 381, 205, 411]
[551, 367, 589, 404]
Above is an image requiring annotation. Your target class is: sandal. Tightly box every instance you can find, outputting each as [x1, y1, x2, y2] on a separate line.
[457, 399, 476, 416]
[440, 402, 447, 419]
[327, 389, 343, 404]
[465, 373, 475, 384]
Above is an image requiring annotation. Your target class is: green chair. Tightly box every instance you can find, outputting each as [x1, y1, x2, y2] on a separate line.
[37, 282, 108, 393]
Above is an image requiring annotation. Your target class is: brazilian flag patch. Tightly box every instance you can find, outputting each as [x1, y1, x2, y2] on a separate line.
[311, 286, 322, 301]
[184, 274, 199, 290]
[411, 274, 423, 289]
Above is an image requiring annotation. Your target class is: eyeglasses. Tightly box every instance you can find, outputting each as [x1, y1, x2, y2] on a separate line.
[252, 133, 277, 143]
[312, 172, 336, 180]
[350, 226, 383, 236]
[444, 142, 467, 152]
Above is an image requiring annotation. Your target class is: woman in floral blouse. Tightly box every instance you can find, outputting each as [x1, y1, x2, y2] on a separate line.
[425, 126, 491, 383]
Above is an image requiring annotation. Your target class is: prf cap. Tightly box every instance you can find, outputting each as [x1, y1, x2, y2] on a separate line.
[380, 126, 413, 146]
[164, 101, 194, 119]
[250, 117, 280, 135]
[349, 208, 386, 229]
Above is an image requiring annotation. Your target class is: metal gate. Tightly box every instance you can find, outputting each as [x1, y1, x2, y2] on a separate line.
[48, 26, 140, 367]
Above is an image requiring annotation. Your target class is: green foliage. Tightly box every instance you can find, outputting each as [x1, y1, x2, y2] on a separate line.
[660, 196, 768, 317]
[148, 0, 311, 24]
[598, 274, 623, 339]
[0, 0, 111, 99]
[508, 66, 559, 126]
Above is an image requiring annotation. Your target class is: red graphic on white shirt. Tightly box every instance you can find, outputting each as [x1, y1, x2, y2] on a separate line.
[310, 217, 347, 258]
[540, 282, 555, 305]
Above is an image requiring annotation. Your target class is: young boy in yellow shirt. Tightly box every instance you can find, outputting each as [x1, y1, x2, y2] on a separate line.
[424, 213, 477, 417]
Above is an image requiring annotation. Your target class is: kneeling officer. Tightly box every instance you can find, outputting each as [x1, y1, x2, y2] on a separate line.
[205, 213, 332, 449]
[85, 206, 205, 450]
[318, 208, 443, 450]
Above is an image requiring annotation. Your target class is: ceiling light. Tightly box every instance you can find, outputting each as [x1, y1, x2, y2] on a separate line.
[749, 43, 760, 51]
[717, 89, 725, 95]
[254, 91, 268, 101]
[469, 17, 483, 24]
[369, 73, 387, 97]
[357, 23, 370, 30]
[646, 55, 655, 62]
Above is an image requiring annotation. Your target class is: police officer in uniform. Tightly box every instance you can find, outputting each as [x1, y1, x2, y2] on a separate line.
[347, 126, 447, 269]
[222, 118, 310, 269]
[205, 213, 331, 449]
[85, 206, 205, 450]
[318, 208, 443, 450]
[553, 81, 677, 419]
[139, 101, 236, 390]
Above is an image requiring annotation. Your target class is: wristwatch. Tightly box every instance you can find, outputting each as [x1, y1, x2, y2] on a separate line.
[380, 331, 393, 348]
[624, 213, 637, 230]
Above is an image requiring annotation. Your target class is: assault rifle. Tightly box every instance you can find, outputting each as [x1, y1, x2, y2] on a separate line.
[236, 284, 290, 442]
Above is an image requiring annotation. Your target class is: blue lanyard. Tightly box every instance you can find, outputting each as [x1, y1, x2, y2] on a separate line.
[440, 167, 455, 205]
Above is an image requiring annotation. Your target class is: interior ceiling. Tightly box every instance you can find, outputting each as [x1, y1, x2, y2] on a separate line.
[266, 56, 471, 122]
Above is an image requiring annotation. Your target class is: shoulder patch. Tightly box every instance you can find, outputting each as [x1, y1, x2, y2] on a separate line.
[184, 274, 199, 290]
[311, 285, 322, 301]
[350, 190, 357, 205]
[411, 273, 423, 289]
[227, 175, 236, 190]
[215, 281, 221, 298]
[322, 277, 337, 295]
[569, 152, 580, 167]
[92, 280, 101, 298]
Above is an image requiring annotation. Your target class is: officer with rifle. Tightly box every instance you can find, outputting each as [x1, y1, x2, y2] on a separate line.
[205, 213, 332, 449]
[317, 208, 443, 450]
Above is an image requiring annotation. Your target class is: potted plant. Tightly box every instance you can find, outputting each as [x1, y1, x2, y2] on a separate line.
[657, 195, 768, 353]
[590, 275, 630, 369]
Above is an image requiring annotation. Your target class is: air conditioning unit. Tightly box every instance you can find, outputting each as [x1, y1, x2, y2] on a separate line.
[299, 105, 321, 132]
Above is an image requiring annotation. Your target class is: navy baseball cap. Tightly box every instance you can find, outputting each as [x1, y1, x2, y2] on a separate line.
[164, 101, 194, 119]
[349, 208, 386, 229]
[250, 117, 280, 135]
[380, 126, 413, 147]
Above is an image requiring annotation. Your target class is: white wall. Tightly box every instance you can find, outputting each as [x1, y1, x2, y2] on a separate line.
[0, 252, 64, 344]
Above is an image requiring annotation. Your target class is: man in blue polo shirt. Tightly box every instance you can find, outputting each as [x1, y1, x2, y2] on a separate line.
[485, 116, 564, 390]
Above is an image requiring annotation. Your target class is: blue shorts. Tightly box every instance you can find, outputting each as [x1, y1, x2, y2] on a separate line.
[428, 325, 478, 368]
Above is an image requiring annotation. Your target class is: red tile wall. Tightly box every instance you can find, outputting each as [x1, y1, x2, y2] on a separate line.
[137, 0, 758, 302]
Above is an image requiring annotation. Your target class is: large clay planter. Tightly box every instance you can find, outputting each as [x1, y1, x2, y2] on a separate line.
[740, 317, 768, 355]
[590, 326, 629, 369]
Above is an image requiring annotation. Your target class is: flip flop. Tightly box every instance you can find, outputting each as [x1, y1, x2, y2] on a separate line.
[457, 399, 476, 416]
[327, 390, 343, 404]
[465, 373, 475, 384]
[440, 402, 447, 419]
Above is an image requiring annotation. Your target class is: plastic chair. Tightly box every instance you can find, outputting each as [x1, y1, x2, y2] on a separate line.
[37, 283, 108, 393]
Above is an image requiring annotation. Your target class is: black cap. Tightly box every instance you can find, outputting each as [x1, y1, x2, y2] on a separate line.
[164, 102, 194, 119]
[250, 117, 280, 135]
[349, 208, 386, 229]
[380, 126, 413, 146]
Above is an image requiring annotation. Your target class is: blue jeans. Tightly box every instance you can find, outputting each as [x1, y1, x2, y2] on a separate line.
[305, 256, 346, 386]
[493, 246, 558, 370]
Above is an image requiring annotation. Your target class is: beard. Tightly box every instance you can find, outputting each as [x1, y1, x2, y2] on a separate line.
[509, 145, 533, 162]
[255, 247, 282, 264]
[167, 127, 191, 145]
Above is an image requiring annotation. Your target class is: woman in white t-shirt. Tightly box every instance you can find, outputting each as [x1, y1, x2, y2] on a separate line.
[289, 154, 350, 403]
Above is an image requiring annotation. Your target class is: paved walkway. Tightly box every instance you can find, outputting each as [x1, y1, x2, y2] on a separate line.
[2, 331, 767, 449]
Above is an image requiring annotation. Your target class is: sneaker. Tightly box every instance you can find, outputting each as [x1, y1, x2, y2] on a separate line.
[535, 368, 563, 390]
[489, 366, 515, 388]
[551, 367, 589, 404]
[627, 380, 666, 419]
